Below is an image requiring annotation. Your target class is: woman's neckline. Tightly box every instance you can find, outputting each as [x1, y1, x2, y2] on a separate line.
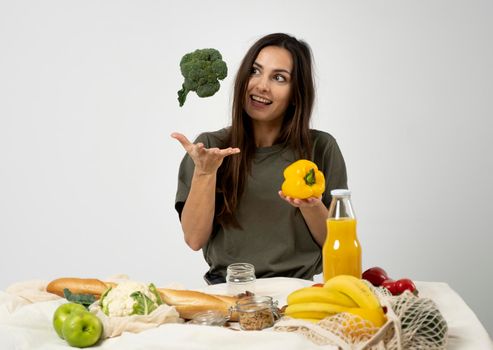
[254, 143, 284, 154]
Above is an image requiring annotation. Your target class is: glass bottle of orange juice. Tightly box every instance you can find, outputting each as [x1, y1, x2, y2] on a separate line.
[323, 189, 362, 282]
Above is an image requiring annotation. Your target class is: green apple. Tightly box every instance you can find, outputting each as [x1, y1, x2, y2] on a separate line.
[62, 311, 103, 348]
[53, 303, 87, 339]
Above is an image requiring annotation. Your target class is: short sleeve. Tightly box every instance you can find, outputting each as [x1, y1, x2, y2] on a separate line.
[312, 131, 348, 208]
[174, 153, 194, 219]
[324, 139, 348, 207]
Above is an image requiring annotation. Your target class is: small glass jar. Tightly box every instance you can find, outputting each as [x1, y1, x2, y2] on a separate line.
[233, 295, 279, 331]
[226, 263, 256, 295]
[189, 310, 229, 326]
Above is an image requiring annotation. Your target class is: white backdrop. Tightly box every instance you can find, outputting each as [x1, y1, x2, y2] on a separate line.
[1, 0, 491, 335]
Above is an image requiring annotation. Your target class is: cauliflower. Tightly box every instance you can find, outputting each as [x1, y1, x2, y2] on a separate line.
[100, 281, 163, 317]
[177, 48, 228, 107]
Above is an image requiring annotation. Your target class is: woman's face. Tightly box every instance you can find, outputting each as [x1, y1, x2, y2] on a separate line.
[244, 46, 293, 125]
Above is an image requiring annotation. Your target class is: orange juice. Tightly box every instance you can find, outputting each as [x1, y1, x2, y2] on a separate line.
[323, 218, 362, 281]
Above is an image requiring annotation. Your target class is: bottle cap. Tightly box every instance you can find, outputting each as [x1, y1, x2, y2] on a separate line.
[330, 189, 351, 196]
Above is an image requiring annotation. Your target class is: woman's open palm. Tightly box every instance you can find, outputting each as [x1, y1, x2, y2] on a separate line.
[171, 132, 240, 175]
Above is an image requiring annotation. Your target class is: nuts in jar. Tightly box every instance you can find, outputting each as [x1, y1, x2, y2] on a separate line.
[233, 296, 279, 331]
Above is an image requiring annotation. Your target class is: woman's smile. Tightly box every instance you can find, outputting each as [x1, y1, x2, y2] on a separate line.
[249, 94, 273, 109]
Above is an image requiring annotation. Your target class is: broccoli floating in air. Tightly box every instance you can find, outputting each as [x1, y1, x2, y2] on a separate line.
[177, 48, 228, 107]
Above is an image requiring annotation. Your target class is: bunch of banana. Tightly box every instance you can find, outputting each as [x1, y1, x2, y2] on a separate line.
[285, 275, 387, 327]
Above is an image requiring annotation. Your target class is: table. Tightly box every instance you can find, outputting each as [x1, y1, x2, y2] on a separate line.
[0, 278, 491, 349]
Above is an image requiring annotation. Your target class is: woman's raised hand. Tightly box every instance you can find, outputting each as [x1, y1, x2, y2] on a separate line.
[171, 132, 240, 175]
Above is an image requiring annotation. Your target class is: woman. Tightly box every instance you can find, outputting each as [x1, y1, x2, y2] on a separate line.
[172, 33, 347, 284]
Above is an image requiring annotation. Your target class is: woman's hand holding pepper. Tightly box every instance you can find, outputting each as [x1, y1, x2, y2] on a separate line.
[171, 132, 240, 175]
[278, 191, 323, 208]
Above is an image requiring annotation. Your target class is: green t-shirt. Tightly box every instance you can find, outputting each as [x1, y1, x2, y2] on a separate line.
[175, 128, 347, 283]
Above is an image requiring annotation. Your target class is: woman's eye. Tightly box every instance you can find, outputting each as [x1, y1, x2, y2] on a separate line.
[274, 74, 286, 82]
[251, 67, 260, 75]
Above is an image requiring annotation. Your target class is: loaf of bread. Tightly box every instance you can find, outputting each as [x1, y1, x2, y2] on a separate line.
[46, 277, 239, 320]
[157, 288, 239, 320]
[46, 278, 114, 298]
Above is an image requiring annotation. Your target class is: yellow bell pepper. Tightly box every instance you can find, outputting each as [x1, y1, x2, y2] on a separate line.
[281, 159, 326, 199]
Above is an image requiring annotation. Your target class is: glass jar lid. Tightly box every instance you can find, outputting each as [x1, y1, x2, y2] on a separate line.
[234, 295, 275, 312]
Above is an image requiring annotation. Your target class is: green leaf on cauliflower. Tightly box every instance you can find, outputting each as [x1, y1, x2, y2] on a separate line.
[130, 291, 158, 315]
[100, 287, 112, 316]
[149, 283, 163, 305]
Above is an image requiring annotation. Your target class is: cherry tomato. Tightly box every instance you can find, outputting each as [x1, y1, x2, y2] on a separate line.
[381, 279, 399, 295]
[382, 278, 418, 295]
[362, 267, 389, 287]
[395, 278, 417, 295]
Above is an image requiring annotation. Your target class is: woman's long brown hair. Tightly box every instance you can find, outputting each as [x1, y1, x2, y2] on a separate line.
[216, 33, 315, 227]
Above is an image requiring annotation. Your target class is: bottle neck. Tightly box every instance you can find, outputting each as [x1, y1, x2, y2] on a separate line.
[328, 196, 356, 220]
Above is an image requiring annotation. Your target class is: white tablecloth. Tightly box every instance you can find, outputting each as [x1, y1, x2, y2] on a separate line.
[0, 278, 491, 350]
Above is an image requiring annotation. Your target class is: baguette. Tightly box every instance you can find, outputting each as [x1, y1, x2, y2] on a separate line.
[46, 277, 239, 320]
[157, 288, 238, 321]
[46, 277, 113, 298]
